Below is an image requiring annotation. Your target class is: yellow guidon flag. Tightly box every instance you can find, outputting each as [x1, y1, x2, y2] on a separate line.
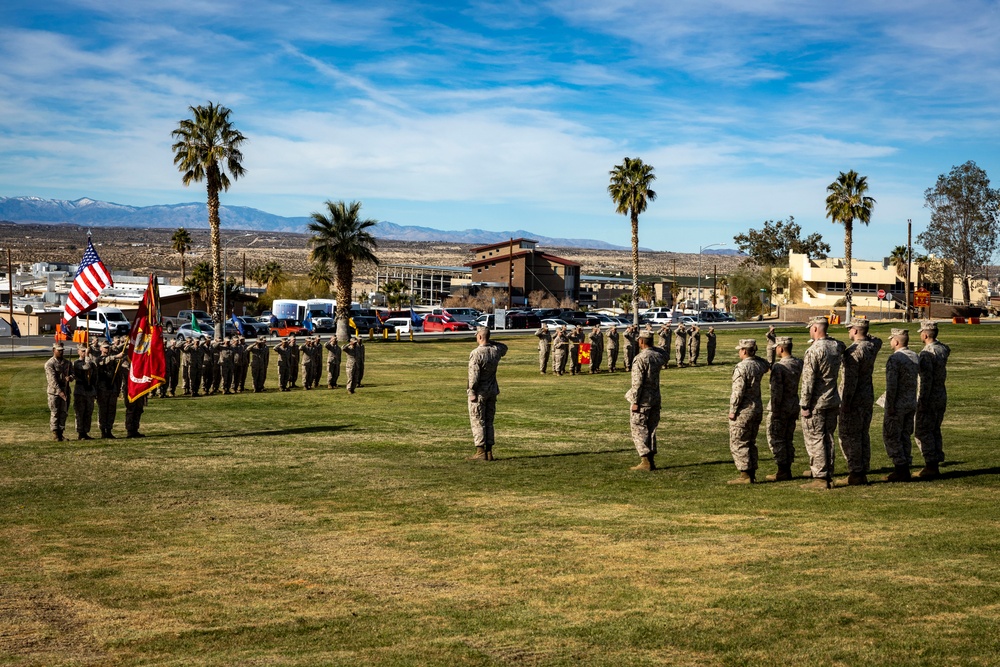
[578, 343, 591, 365]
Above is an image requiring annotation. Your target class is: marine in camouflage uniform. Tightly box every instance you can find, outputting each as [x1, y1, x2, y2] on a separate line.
[357, 337, 366, 387]
[159, 340, 179, 397]
[882, 328, 919, 482]
[288, 336, 301, 388]
[552, 328, 570, 376]
[606, 326, 620, 372]
[623, 325, 639, 372]
[236, 337, 250, 392]
[657, 324, 672, 358]
[344, 337, 363, 394]
[568, 326, 585, 375]
[300, 337, 321, 389]
[248, 337, 270, 393]
[466, 327, 509, 461]
[674, 323, 688, 367]
[837, 319, 883, 485]
[275, 338, 294, 391]
[535, 325, 552, 374]
[765, 336, 802, 481]
[121, 357, 147, 438]
[95, 341, 124, 438]
[218, 339, 236, 394]
[706, 326, 717, 365]
[588, 325, 604, 373]
[201, 339, 217, 395]
[44, 343, 72, 441]
[625, 331, 664, 471]
[184, 339, 203, 396]
[73, 345, 97, 440]
[688, 325, 702, 366]
[799, 316, 845, 489]
[914, 321, 950, 479]
[727, 339, 770, 483]
[325, 337, 342, 388]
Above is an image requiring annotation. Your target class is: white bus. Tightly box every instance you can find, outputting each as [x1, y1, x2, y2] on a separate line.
[271, 299, 308, 322]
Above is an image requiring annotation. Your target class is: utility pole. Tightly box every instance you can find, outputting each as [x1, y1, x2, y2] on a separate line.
[713, 263, 718, 309]
[242, 252, 246, 289]
[7, 247, 13, 351]
[508, 237, 513, 310]
[905, 219, 912, 322]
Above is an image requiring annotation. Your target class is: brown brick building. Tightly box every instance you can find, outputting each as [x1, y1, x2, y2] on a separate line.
[465, 239, 580, 306]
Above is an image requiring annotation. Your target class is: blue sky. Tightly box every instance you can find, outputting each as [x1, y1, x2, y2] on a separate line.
[1, 1, 998, 255]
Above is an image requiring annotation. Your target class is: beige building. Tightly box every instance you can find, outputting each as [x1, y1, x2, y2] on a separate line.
[786, 252, 988, 308]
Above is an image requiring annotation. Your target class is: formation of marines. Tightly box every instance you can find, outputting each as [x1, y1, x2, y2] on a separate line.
[44, 331, 369, 441]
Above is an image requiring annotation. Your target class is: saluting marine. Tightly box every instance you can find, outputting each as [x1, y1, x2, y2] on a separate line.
[727, 339, 770, 484]
[535, 325, 552, 374]
[764, 336, 802, 481]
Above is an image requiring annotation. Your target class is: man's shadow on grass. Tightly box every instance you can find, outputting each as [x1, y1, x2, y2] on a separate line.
[865, 461, 1000, 482]
[215, 425, 350, 438]
[510, 449, 733, 468]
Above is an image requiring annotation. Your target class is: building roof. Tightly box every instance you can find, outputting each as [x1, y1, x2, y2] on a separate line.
[465, 249, 580, 269]
[469, 238, 538, 253]
[378, 263, 471, 273]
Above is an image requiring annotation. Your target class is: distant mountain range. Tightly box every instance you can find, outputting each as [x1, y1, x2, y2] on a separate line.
[0, 196, 641, 251]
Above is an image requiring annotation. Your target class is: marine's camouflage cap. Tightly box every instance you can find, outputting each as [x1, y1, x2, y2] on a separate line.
[808, 315, 829, 326]
[638, 330, 654, 341]
[890, 328, 909, 339]
[919, 320, 938, 334]
[847, 317, 869, 331]
[53, 342, 64, 351]
[776, 336, 793, 347]
[735, 338, 757, 351]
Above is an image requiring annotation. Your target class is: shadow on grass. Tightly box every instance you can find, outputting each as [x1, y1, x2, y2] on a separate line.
[214, 425, 351, 438]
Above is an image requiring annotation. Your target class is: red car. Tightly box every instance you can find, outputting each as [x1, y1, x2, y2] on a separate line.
[422, 314, 472, 332]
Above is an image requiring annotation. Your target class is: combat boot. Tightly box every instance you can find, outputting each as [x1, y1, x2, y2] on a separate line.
[485, 447, 495, 462]
[765, 465, 792, 482]
[839, 472, 868, 486]
[52, 430, 62, 441]
[885, 465, 911, 482]
[727, 471, 755, 485]
[916, 463, 939, 479]
[647, 453, 657, 471]
[467, 446, 487, 461]
[630, 455, 652, 471]
[801, 477, 831, 490]
[801, 468, 814, 478]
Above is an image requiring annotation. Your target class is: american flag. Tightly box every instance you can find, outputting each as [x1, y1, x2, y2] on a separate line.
[62, 239, 114, 325]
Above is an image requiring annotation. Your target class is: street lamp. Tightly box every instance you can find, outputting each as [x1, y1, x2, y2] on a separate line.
[219, 233, 256, 338]
[698, 243, 726, 318]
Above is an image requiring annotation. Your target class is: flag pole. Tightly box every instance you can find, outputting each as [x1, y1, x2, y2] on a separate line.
[8, 247, 13, 353]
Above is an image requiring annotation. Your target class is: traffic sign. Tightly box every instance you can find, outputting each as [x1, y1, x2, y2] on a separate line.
[877, 289, 886, 300]
[731, 296, 739, 305]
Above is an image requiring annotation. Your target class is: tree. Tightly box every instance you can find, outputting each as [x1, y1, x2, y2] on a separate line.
[182, 261, 213, 310]
[825, 170, 876, 320]
[637, 283, 655, 307]
[889, 245, 909, 280]
[171, 102, 247, 337]
[307, 200, 380, 340]
[308, 261, 334, 295]
[728, 265, 770, 320]
[918, 160, 1000, 305]
[733, 216, 830, 266]
[617, 293, 632, 314]
[715, 276, 729, 312]
[608, 157, 656, 325]
[251, 261, 286, 292]
[382, 280, 409, 309]
[171, 227, 192, 285]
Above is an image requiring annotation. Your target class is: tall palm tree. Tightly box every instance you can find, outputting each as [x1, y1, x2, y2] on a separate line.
[171, 227, 192, 285]
[252, 261, 286, 292]
[308, 261, 334, 295]
[889, 245, 909, 280]
[171, 102, 247, 337]
[608, 157, 657, 325]
[307, 200, 380, 340]
[183, 261, 213, 310]
[825, 170, 876, 320]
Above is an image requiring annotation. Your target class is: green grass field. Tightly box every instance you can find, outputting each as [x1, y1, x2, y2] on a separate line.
[2, 324, 999, 666]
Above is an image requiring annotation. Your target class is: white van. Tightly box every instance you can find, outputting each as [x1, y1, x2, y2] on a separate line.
[76, 307, 131, 337]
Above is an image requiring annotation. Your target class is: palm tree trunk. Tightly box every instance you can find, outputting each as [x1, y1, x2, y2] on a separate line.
[180, 252, 187, 286]
[631, 211, 640, 325]
[844, 220, 853, 321]
[336, 261, 353, 341]
[207, 168, 223, 338]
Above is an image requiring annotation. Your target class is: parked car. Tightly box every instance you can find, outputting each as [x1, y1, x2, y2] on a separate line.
[541, 318, 576, 331]
[350, 315, 385, 334]
[384, 317, 421, 334]
[562, 311, 601, 327]
[163, 309, 214, 334]
[175, 322, 240, 341]
[310, 316, 336, 333]
[473, 314, 495, 329]
[76, 307, 131, 337]
[505, 311, 541, 329]
[591, 313, 620, 326]
[234, 316, 269, 337]
[270, 319, 310, 337]
[430, 307, 480, 323]
[642, 311, 676, 326]
[422, 314, 472, 332]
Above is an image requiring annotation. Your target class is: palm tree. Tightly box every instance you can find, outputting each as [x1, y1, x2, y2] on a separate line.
[617, 293, 632, 314]
[889, 245, 909, 281]
[637, 283, 655, 308]
[608, 157, 656, 325]
[308, 261, 334, 295]
[825, 170, 876, 320]
[383, 280, 409, 309]
[171, 227, 192, 285]
[171, 102, 247, 336]
[252, 261, 286, 292]
[183, 261, 213, 310]
[307, 200, 380, 340]
[716, 276, 729, 312]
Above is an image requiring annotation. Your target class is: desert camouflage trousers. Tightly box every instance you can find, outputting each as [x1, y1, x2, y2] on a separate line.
[629, 406, 660, 457]
[675, 343, 686, 366]
[915, 404, 946, 464]
[766, 411, 798, 466]
[608, 347, 619, 372]
[882, 408, 915, 467]
[47, 394, 68, 432]
[838, 403, 874, 473]
[730, 407, 763, 472]
[689, 341, 700, 365]
[97, 389, 118, 434]
[538, 347, 550, 373]
[326, 360, 340, 388]
[590, 348, 603, 373]
[468, 397, 497, 450]
[802, 408, 838, 479]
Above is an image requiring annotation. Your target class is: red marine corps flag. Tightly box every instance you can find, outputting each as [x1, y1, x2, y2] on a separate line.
[578, 342, 592, 365]
[127, 274, 166, 401]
